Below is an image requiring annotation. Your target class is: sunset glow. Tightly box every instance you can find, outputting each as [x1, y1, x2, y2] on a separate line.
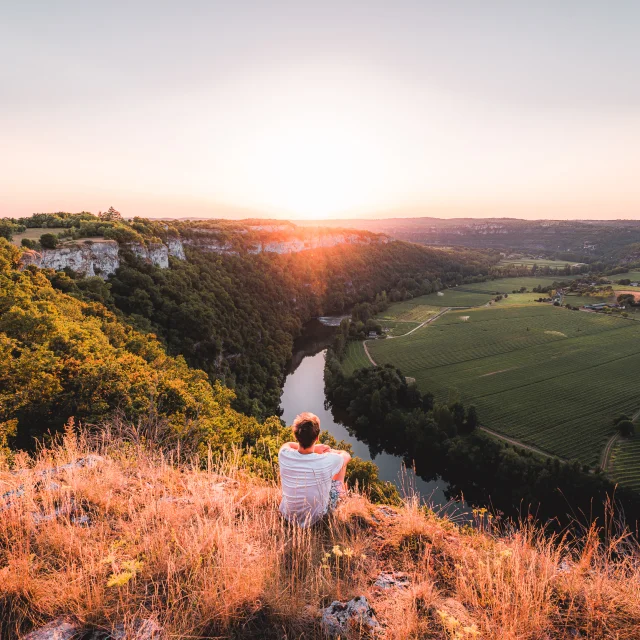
[1, 2, 640, 220]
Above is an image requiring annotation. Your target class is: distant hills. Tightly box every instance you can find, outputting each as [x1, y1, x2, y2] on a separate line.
[295, 217, 640, 260]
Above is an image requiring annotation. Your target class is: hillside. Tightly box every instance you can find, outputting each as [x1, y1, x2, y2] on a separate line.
[2, 434, 639, 639]
[298, 217, 640, 263]
[2, 212, 498, 418]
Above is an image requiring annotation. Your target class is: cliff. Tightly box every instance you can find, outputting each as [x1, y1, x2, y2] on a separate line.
[182, 229, 389, 256]
[2, 434, 639, 640]
[16, 227, 386, 277]
[18, 238, 187, 278]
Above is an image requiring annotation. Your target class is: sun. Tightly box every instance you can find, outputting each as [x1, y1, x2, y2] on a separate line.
[241, 114, 386, 220]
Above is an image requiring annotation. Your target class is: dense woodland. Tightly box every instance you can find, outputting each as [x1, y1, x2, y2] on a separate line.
[0, 214, 499, 498]
[0, 239, 403, 499]
[16, 213, 494, 416]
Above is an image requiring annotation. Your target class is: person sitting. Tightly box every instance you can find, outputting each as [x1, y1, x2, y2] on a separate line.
[278, 412, 351, 527]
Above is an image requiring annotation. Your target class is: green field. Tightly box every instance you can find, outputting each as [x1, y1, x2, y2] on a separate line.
[368, 304, 640, 468]
[378, 302, 441, 322]
[380, 320, 421, 337]
[610, 433, 640, 491]
[11, 227, 66, 246]
[341, 341, 371, 376]
[392, 277, 564, 309]
[499, 258, 580, 269]
[612, 272, 640, 291]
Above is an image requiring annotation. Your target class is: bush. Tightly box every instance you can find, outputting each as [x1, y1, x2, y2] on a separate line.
[0, 221, 14, 241]
[40, 233, 59, 249]
[21, 238, 37, 249]
[616, 420, 635, 438]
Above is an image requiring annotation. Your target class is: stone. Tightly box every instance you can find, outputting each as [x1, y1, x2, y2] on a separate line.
[374, 571, 410, 590]
[21, 618, 80, 640]
[110, 618, 165, 640]
[321, 596, 379, 638]
[167, 238, 185, 260]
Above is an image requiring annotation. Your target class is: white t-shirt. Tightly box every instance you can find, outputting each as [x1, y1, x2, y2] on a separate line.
[278, 447, 345, 526]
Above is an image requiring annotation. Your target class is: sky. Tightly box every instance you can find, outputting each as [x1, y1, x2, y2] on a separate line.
[1, 1, 639, 221]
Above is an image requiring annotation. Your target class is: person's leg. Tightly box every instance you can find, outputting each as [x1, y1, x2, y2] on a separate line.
[332, 459, 348, 487]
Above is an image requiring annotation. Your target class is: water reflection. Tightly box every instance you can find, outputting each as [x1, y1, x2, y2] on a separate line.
[280, 341, 457, 513]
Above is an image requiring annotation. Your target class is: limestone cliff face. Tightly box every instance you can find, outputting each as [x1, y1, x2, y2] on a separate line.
[182, 238, 238, 255]
[186, 232, 387, 256]
[252, 232, 387, 254]
[19, 240, 121, 277]
[18, 238, 186, 278]
[127, 242, 169, 269]
[167, 238, 186, 260]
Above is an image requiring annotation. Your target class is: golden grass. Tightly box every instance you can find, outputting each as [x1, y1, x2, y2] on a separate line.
[2, 429, 640, 639]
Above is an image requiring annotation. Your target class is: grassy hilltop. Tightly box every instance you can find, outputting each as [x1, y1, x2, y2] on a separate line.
[2, 433, 640, 639]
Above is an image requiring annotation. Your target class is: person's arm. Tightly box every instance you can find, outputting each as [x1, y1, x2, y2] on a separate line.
[279, 442, 332, 454]
[330, 448, 351, 463]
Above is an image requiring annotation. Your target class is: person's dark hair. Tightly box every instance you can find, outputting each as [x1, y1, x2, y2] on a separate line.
[292, 412, 321, 449]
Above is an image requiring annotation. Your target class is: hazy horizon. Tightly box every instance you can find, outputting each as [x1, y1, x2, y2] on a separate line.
[2, 1, 639, 221]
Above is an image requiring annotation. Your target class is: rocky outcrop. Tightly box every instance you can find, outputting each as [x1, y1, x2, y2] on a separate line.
[167, 237, 185, 260]
[321, 596, 379, 637]
[21, 618, 79, 640]
[18, 239, 185, 279]
[20, 240, 121, 278]
[182, 238, 236, 254]
[373, 571, 410, 590]
[126, 242, 169, 269]
[254, 232, 386, 255]
[22, 617, 165, 640]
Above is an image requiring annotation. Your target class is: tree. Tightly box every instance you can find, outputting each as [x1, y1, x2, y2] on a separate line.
[0, 221, 14, 241]
[370, 390, 382, 420]
[618, 293, 636, 307]
[39, 233, 59, 249]
[99, 206, 122, 221]
[466, 405, 479, 432]
[616, 420, 635, 438]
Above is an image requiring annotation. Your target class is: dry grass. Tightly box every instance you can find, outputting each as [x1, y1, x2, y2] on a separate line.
[1, 430, 640, 639]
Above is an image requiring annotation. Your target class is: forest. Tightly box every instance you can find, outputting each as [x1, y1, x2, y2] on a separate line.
[10, 213, 495, 417]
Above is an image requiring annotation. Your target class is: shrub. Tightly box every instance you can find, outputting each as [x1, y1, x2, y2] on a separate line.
[40, 233, 59, 249]
[616, 420, 636, 438]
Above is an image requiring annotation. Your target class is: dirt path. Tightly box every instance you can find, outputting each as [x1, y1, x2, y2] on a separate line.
[599, 408, 640, 473]
[363, 307, 451, 366]
[387, 307, 452, 339]
[362, 340, 377, 366]
[600, 434, 620, 472]
[478, 426, 565, 461]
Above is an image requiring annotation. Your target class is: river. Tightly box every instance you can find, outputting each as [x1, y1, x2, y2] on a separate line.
[279, 319, 463, 516]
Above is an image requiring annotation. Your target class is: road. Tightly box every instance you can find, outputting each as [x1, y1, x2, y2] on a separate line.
[478, 426, 565, 462]
[363, 307, 451, 366]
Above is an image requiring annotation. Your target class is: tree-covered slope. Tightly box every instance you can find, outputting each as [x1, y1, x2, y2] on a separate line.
[0, 240, 278, 451]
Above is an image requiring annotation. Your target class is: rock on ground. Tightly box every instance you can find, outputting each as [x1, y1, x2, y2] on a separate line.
[321, 596, 379, 637]
[21, 618, 79, 640]
[110, 619, 165, 640]
[374, 571, 411, 590]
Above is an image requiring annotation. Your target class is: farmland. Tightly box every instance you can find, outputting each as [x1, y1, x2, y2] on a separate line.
[499, 258, 581, 269]
[611, 432, 640, 491]
[384, 276, 563, 309]
[378, 301, 441, 322]
[341, 340, 371, 376]
[367, 304, 640, 468]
